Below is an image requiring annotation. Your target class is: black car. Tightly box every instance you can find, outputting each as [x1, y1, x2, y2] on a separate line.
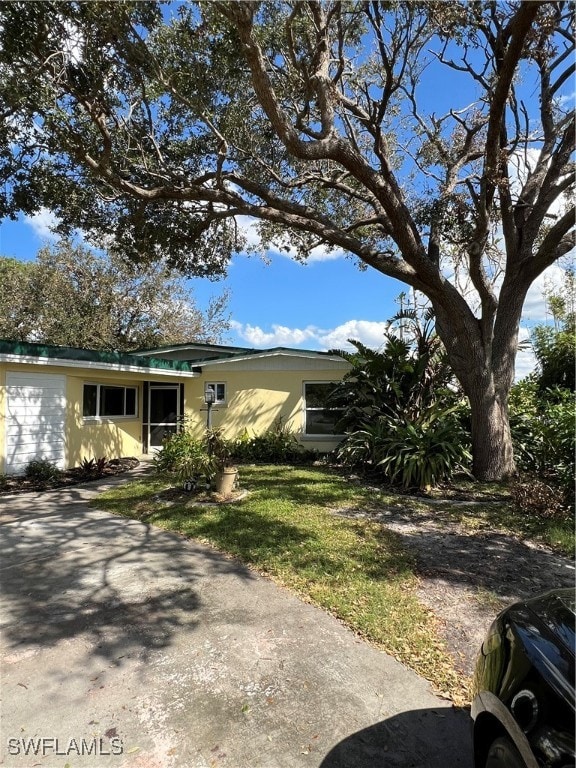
[471, 588, 575, 768]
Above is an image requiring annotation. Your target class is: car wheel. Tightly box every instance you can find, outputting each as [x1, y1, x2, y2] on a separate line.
[485, 736, 527, 768]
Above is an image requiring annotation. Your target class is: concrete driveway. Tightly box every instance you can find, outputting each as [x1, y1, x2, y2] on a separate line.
[0, 470, 473, 768]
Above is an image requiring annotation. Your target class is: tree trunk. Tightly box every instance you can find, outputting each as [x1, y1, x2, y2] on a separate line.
[434, 302, 518, 482]
[466, 377, 516, 481]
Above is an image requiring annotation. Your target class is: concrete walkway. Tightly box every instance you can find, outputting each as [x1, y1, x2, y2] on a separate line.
[0, 468, 473, 768]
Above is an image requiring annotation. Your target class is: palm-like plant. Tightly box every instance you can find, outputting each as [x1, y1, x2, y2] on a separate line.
[331, 308, 471, 488]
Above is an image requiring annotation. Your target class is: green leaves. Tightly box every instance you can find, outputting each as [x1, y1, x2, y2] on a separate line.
[338, 406, 471, 490]
[0, 240, 230, 350]
[154, 430, 218, 483]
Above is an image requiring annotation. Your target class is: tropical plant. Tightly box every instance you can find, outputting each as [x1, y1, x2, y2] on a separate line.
[329, 308, 458, 434]
[337, 405, 471, 490]
[79, 456, 108, 477]
[154, 430, 217, 484]
[206, 429, 235, 470]
[79, 457, 96, 474]
[530, 274, 576, 396]
[509, 380, 575, 508]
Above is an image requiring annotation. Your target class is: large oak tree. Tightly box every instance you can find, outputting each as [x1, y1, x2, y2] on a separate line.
[0, 1, 573, 478]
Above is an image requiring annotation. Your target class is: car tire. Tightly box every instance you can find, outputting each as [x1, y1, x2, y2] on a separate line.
[485, 736, 527, 768]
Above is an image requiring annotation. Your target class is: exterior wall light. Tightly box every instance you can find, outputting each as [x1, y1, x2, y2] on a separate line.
[204, 385, 216, 428]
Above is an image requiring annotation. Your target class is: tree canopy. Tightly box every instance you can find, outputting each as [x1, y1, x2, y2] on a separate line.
[0, 1, 573, 478]
[0, 241, 230, 351]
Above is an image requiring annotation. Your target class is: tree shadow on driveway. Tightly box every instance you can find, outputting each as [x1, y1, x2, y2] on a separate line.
[0, 492, 255, 666]
[319, 706, 473, 768]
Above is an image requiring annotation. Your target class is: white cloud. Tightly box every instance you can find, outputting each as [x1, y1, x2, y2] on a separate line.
[232, 315, 540, 380]
[235, 215, 346, 263]
[515, 326, 537, 382]
[316, 320, 388, 349]
[24, 208, 59, 241]
[307, 244, 346, 263]
[230, 318, 388, 351]
[522, 263, 570, 322]
[230, 321, 318, 347]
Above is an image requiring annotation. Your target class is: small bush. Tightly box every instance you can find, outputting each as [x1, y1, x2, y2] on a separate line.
[80, 457, 96, 474]
[95, 456, 108, 475]
[25, 458, 61, 482]
[509, 381, 575, 505]
[154, 430, 216, 482]
[231, 419, 316, 465]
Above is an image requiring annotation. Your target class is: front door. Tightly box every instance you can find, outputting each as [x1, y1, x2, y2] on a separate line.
[148, 385, 180, 450]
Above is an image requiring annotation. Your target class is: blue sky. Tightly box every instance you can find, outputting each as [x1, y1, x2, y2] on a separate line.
[0, 207, 566, 381]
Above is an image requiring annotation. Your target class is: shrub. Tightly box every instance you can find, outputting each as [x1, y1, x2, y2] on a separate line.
[154, 430, 216, 483]
[80, 457, 96, 474]
[509, 381, 575, 505]
[231, 419, 316, 464]
[327, 317, 459, 435]
[95, 456, 108, 475]
[24, 458, 61, 482]
[337, 405, 471, 490]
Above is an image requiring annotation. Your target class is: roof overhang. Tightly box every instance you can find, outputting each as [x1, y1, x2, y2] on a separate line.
[0, 353, 199, 378]
[199, 349, 348, 367]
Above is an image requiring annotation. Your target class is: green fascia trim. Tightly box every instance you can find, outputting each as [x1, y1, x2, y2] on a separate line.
[0, 339, 194, 373]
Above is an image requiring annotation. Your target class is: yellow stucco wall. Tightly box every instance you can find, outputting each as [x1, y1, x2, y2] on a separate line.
[0, 354, 349, 473]
[65, 373, 143, 466]
[0, 360, 183, 473]
[182, 367, 346, 452]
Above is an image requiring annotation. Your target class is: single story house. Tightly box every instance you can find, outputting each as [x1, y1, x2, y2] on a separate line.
[0, 339, 351, 474]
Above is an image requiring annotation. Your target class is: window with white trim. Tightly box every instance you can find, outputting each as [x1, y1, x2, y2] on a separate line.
[83, 384, 138, 419]
[206, 382, 227, 404]
[303, 382, 343, 436]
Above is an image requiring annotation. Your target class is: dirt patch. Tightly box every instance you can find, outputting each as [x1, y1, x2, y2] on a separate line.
[333, 500, 575, 678]
[0, 457, 140, 495]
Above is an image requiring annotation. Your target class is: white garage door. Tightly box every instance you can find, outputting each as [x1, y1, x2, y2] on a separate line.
[5, 372, 67, 474]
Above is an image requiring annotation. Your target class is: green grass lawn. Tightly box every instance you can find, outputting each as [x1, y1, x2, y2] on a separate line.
[96, 464, 467, 702]
[95, 463, 573, 705]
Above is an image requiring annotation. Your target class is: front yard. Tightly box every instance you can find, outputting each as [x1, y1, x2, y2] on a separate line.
[96, 463, 575, 706]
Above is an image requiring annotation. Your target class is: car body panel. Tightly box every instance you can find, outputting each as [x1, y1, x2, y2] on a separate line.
[471, 588, 575, 768]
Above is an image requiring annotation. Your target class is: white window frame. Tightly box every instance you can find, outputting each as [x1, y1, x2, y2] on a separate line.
[206, 382, 227, 405]
[83, 383, 138, 421]
[303, 381, 344, 438]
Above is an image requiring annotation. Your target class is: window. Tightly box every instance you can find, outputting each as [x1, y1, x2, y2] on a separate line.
[83, 384, 138, 419]
[304, 382, 344, 436]
[206, 382, 226, 404]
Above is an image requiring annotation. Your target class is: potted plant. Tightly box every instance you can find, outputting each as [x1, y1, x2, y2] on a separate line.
[207, 429, 239, 496]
